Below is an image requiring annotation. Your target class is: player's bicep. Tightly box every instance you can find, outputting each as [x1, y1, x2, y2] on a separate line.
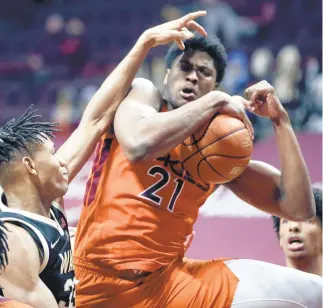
[224, 160, 284, 216]
[114, 78, 161, 157]
[0, 225, 58, 308]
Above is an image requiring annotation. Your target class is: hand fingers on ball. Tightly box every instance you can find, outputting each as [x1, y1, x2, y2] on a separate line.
[244, 87, 253, 100]
[249, 92, 265, 111]
[237, 96, 252, 110]
[241, 112, 254, 140]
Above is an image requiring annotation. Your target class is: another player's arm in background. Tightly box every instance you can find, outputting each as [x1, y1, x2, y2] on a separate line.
[225, 81, 315, 221]
[114, 79, 252, 162]
[0, 224, 58, 308]
[56, 11, 208, 184]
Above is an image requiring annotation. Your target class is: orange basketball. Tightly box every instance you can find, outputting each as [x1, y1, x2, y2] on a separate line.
[177, 114, 253, 184]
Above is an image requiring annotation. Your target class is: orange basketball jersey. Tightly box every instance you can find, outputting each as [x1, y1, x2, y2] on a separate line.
[75, 128, 216, 272]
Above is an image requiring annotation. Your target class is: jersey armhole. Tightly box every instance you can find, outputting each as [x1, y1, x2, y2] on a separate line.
[1, 218, 50, 273]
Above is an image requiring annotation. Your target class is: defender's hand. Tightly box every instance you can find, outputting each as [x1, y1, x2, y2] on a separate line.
[214, 92, 254, 140]
[142, 11, 207, 50]
[244, 80, 288, 121]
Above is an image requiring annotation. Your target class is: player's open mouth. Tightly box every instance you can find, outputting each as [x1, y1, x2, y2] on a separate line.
[288, 236, 304, 251]
[180, 88, 197, 101]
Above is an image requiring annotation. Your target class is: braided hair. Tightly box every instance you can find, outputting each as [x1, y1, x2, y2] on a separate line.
[0, 107, 59, 269]
[0, 106, 58, 164]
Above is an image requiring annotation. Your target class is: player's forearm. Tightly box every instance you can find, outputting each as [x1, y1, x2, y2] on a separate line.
[27, 295, 59, 308]
[3, 287, 58, 308]
[131, 92, 221, 161]
[80, 34, 152, 131]
[273, 115, 315, 220]
[57, 35, 153, 181]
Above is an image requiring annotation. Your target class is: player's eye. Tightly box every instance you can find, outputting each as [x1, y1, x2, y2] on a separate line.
[282, 219, 289, 224]
[180, 63, 191, 72]
[306, 218, 315, 224]
[199, 68, 211, 77]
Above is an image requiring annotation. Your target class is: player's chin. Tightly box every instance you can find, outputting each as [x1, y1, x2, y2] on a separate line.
[57, 181, 69, 197]
[287, 250, 307, 259]
[177, 97, 194, 107]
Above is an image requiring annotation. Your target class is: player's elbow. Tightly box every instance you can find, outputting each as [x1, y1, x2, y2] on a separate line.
[289, 211, 316, 222]
[284, 202, 316, 222]
[123, 142, 150, 163]
[292, 208, 316, 222]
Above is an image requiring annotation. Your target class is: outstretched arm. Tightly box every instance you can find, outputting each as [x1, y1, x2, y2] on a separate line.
[225, 81, 315, 221]
[57, 11, 208, 183]
[0, 224, 58, 308]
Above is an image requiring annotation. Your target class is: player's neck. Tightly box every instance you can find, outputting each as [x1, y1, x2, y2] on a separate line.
[286, 255, 322, 276]
[4, 186, 51, 218]
[162, 93, 175, 111]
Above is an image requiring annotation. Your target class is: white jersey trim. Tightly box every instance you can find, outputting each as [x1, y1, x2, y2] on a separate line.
[51, 201, 68, 220]
[0, 202, 65, 235]
[1, 217, 50, 273]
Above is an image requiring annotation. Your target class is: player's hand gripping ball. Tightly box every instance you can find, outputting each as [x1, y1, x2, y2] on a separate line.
[177, 112, 253, 184]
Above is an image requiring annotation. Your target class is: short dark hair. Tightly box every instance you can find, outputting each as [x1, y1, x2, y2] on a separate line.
[165, 34, 227, 84]
[0, 221, 8, 270]
[272, 187, 323, 238]
[0, 106, 58, 164]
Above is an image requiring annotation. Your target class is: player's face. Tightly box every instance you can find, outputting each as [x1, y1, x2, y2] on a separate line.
[31, 137, 69, 200]
[279, 217, 322, 259]
[164, 50, 217, 109]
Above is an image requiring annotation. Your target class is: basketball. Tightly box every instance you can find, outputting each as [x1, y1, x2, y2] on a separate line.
[177, 114, 253, 184]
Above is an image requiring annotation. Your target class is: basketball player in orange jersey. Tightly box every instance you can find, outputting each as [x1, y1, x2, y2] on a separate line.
[75, 34, 322, 308]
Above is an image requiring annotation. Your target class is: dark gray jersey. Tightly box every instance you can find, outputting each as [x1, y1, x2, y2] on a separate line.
[0, 202, 75, 307]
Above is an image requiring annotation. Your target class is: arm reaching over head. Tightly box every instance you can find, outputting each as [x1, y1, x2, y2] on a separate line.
[57, 10, 209, 183]
[225, 80, 315, 221]
[0, 224, 58, 308]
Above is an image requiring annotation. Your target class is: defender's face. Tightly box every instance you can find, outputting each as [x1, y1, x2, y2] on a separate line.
[32, 138, 69, 200]
[164, 50, 218, 109]
[279, 217, 322, 259]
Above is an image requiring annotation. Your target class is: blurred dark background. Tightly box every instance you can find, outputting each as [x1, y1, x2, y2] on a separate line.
[0, 0, 321, 141]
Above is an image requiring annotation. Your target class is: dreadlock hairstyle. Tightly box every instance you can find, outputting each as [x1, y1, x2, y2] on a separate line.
[0, 106, 59, 164]
[0, 220, 8, 270]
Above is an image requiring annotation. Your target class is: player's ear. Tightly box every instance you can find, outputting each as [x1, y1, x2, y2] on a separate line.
[213, 82, 219, 90]
[22, 156, 37, 176]
[163, 69, 171, 85]
[279, 237, 283, 249]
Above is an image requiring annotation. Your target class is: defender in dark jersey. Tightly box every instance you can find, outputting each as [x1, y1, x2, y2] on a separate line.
[0, 11, 208, 307]
[0, 199, 75, 307]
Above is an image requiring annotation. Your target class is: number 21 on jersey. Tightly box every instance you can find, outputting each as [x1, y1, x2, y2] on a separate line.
[139, 165, 184, 212]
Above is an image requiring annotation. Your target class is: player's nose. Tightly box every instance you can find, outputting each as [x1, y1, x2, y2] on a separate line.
[186, 70, 198, 84]
[289, 221, 301, 232]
